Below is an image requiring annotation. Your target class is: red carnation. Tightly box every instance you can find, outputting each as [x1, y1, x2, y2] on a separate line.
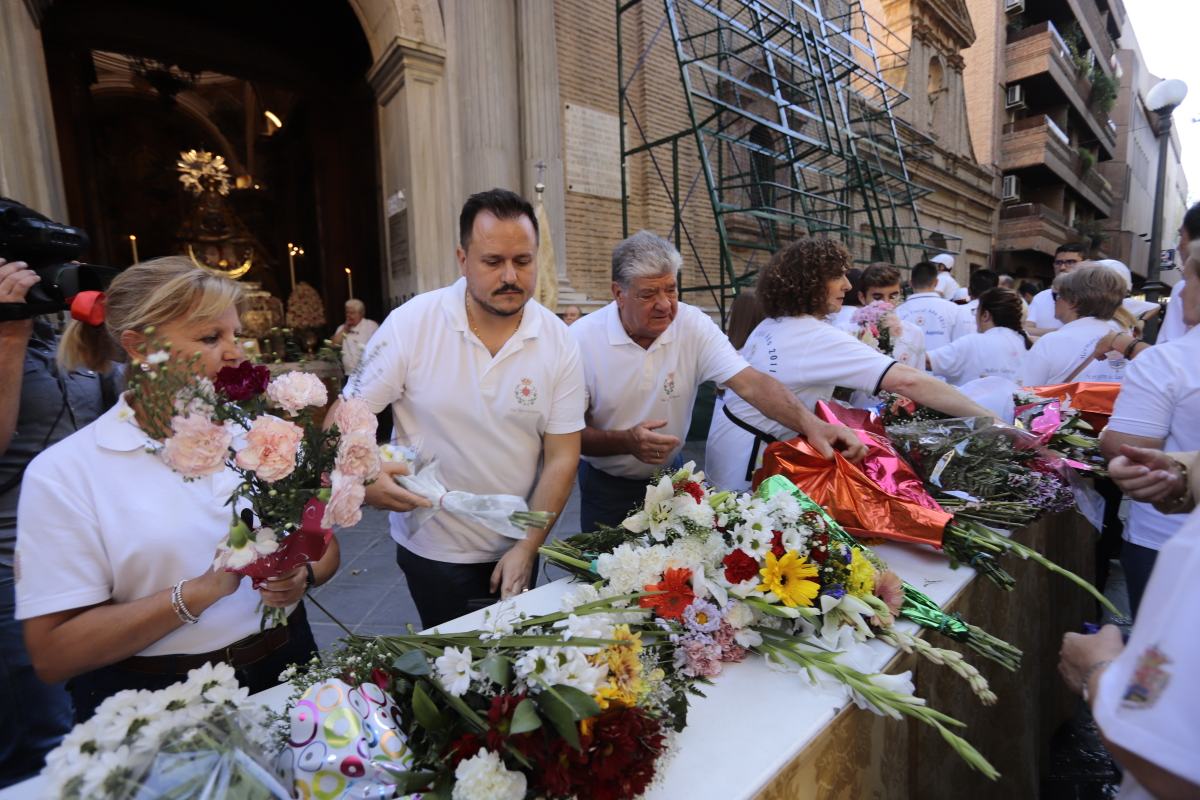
[770, 530, 786, 558]
[214, 360, 271, 401]
[485, 693, 524, 752]
[446, 732, 482, 767]
[809, 532, 830, 564]
[722, 548, 759, 584]
[674, 480, 705, 504]
[639, 567, 695, 621]
[572, 706, 666, 800]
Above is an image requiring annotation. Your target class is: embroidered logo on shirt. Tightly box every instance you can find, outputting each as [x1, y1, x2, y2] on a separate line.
[662, 372, 677, 399]
[514, 377, 538, 406]
[1121, 645, 1171, 709]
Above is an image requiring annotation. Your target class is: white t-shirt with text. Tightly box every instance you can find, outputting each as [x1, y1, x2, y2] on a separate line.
[705, 316, 894, 490]
[928, 326, 1027, 387]
[1027, 288, 1062, 331]
[895, 291, 961, 352]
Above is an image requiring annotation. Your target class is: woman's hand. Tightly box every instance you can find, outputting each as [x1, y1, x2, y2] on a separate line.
[258, 566, 309, 608]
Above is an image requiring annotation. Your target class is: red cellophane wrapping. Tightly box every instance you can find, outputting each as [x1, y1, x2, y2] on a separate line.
[1023, 382, 1121, 433]
[753, 407, 949, 548]
[233, 498, 332, 589]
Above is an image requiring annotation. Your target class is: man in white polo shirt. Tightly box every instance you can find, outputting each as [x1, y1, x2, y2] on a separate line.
[1026, 242, 1087, 336]
[570, 231, 865, 530]
[895, 260, 961, 353]
[931, 253, 960, 300]
[337, 189, 584, 627]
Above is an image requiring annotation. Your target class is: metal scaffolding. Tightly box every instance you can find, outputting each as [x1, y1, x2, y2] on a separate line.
[618, 0, 958, 323]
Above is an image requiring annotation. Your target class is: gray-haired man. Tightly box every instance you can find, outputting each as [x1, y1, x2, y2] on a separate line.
[569, 230, 865, 530]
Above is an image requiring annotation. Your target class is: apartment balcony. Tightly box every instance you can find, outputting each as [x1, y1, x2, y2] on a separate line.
[1006, 22, 1116, 157]
[998, 203, 1075, 256]
[1066, 0, 1115, 75]
[1000, 115, 1115, 217]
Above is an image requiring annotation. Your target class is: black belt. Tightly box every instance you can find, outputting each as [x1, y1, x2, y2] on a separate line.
[722, 404, 777, 482]
[119, 623, 291, 676]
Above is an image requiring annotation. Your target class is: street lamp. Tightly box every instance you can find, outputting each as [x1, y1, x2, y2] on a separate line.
[1143, 78, 1188, 341]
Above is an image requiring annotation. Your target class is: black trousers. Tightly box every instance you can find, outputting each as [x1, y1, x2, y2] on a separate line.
[578, 460, 680, 532]
[395, 544, 538, 629]
[67, 602, 318, 723]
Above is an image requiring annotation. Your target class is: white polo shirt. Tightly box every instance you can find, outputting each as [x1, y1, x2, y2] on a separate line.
[935, 272, 960, 301]
[1027, 288, 1062, 331]
[1021, 316, 1127, 386]
[1092, 507, 1200, 799]
[336, 318, 380, 375]
[347, 278, 585, 563]
[1157, 280, 1190, 343]
[572, 301, 747, 480]
[928, 326, 1027, 387]
[1107, 327, 1200, 551]
[15, 396, 266, 655]
[705, 316, 894, 491]
[951, 299, 980, 340]
[895, 291, 961, 351]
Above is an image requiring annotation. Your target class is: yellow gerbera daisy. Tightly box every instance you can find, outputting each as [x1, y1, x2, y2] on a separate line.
[756, 550, 820, 608]
[847, 549, 877, 598]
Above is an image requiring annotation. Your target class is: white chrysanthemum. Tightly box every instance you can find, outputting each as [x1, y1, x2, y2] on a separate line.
[764, 490, 801, 524]
[674, 493, 716, 529]
[184, 662, 237, 695]
[556, 613, 616, 652]
[559, 583, 601, 610]
[595, 543, 669, 595]
[555, 649, 609, 695]
[78, 745, 136, 798]
[452, 749, 527, 800]
[435, 646, 478, 697]
[728, 517, 774, 557]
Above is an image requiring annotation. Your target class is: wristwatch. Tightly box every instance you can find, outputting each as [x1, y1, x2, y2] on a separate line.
[304, 563, 316, 588]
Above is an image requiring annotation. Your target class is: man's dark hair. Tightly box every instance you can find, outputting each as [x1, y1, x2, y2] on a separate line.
[1018, 280, 1040, 297]
[1183, 201, 1200, 240]
[859, 263, 901, 291]
[458, 188, 538, 249]
[1054, 242, 1088, 257]
[909, 261, 938, 290]
[968, 268, 998, 298]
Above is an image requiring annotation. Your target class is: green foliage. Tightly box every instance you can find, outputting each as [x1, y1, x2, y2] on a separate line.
[1089, 68, 1119, 114]
[1078, 147, 1096, 172]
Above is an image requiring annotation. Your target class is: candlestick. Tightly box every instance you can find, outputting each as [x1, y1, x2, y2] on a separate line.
[345, 267, 353, 298]
[129, 234, 139, 264]
[287, 243, 304, 292]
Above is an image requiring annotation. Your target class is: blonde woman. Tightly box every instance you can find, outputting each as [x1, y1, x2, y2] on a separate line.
[15, 257, 339, 720]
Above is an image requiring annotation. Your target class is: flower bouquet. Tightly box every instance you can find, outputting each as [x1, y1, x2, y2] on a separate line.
[40, 663, 287, 799]
[1014, 390, 1104, 470]
[282, 589, 692, 799]
[127, 349, 381, 625]
[541, 464, 1001, 778]
[852, 301, 900, 355]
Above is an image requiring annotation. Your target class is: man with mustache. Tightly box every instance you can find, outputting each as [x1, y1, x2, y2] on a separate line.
[570, 231, 866, 530]
[336, 188, 584, 627]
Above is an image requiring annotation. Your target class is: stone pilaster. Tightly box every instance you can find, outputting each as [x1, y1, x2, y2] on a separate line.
[0, 1, 67, 219]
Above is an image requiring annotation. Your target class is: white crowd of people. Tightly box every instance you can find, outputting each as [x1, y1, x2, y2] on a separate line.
[1, 189, 1198, 797]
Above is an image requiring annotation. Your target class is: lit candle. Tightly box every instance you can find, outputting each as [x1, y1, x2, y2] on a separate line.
[129, 234, 139, 263]
[345, 267, 353, 298]
[287, 243, 303, 292]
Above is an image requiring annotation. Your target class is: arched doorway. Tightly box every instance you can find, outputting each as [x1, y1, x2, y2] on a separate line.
[40, 0, 384, 325]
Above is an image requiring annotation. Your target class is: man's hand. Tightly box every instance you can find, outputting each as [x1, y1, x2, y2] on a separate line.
[258, 566, 309, 608]
[1109, 445, 1186, 504]
[363, 460, 433, 512]
[801, 419, 867, 463]
[490, 540, 538, 598]
[0, 259, 38, 338]
[1059, 624, 1124, 696]
[627, 419, 681, 465]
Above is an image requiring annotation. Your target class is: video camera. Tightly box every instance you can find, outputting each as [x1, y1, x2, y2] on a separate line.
[0, 198, 120, 321]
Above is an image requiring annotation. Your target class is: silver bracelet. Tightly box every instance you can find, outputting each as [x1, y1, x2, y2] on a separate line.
[171, 579, 200, 625]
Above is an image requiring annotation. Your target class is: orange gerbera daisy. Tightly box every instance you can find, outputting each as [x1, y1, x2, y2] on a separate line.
[639, 567, 695, 621]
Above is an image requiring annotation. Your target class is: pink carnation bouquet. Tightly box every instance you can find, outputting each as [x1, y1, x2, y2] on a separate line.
[128, 352, 379, 626]
[851, 300, 902, 356]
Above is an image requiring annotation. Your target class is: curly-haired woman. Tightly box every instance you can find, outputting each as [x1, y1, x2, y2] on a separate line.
[705, 239, 990, 490]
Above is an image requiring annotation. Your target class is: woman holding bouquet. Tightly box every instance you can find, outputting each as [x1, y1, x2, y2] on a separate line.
[14, 258, 339, 720]
[705, 239, 991, 490]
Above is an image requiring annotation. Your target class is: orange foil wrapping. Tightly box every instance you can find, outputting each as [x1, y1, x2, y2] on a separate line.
[1024, 382, 1122, 432]
[754, 436, 949, 549]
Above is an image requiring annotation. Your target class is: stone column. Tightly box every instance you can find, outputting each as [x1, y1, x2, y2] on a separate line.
[0, 1, 67, 219]
[450, 0, 520, 193]
[516, 0, 568, 283]
[369, 36, 458, 301]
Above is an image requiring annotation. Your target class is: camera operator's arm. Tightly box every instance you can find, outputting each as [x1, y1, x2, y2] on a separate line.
[0, 260, 39, 454]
